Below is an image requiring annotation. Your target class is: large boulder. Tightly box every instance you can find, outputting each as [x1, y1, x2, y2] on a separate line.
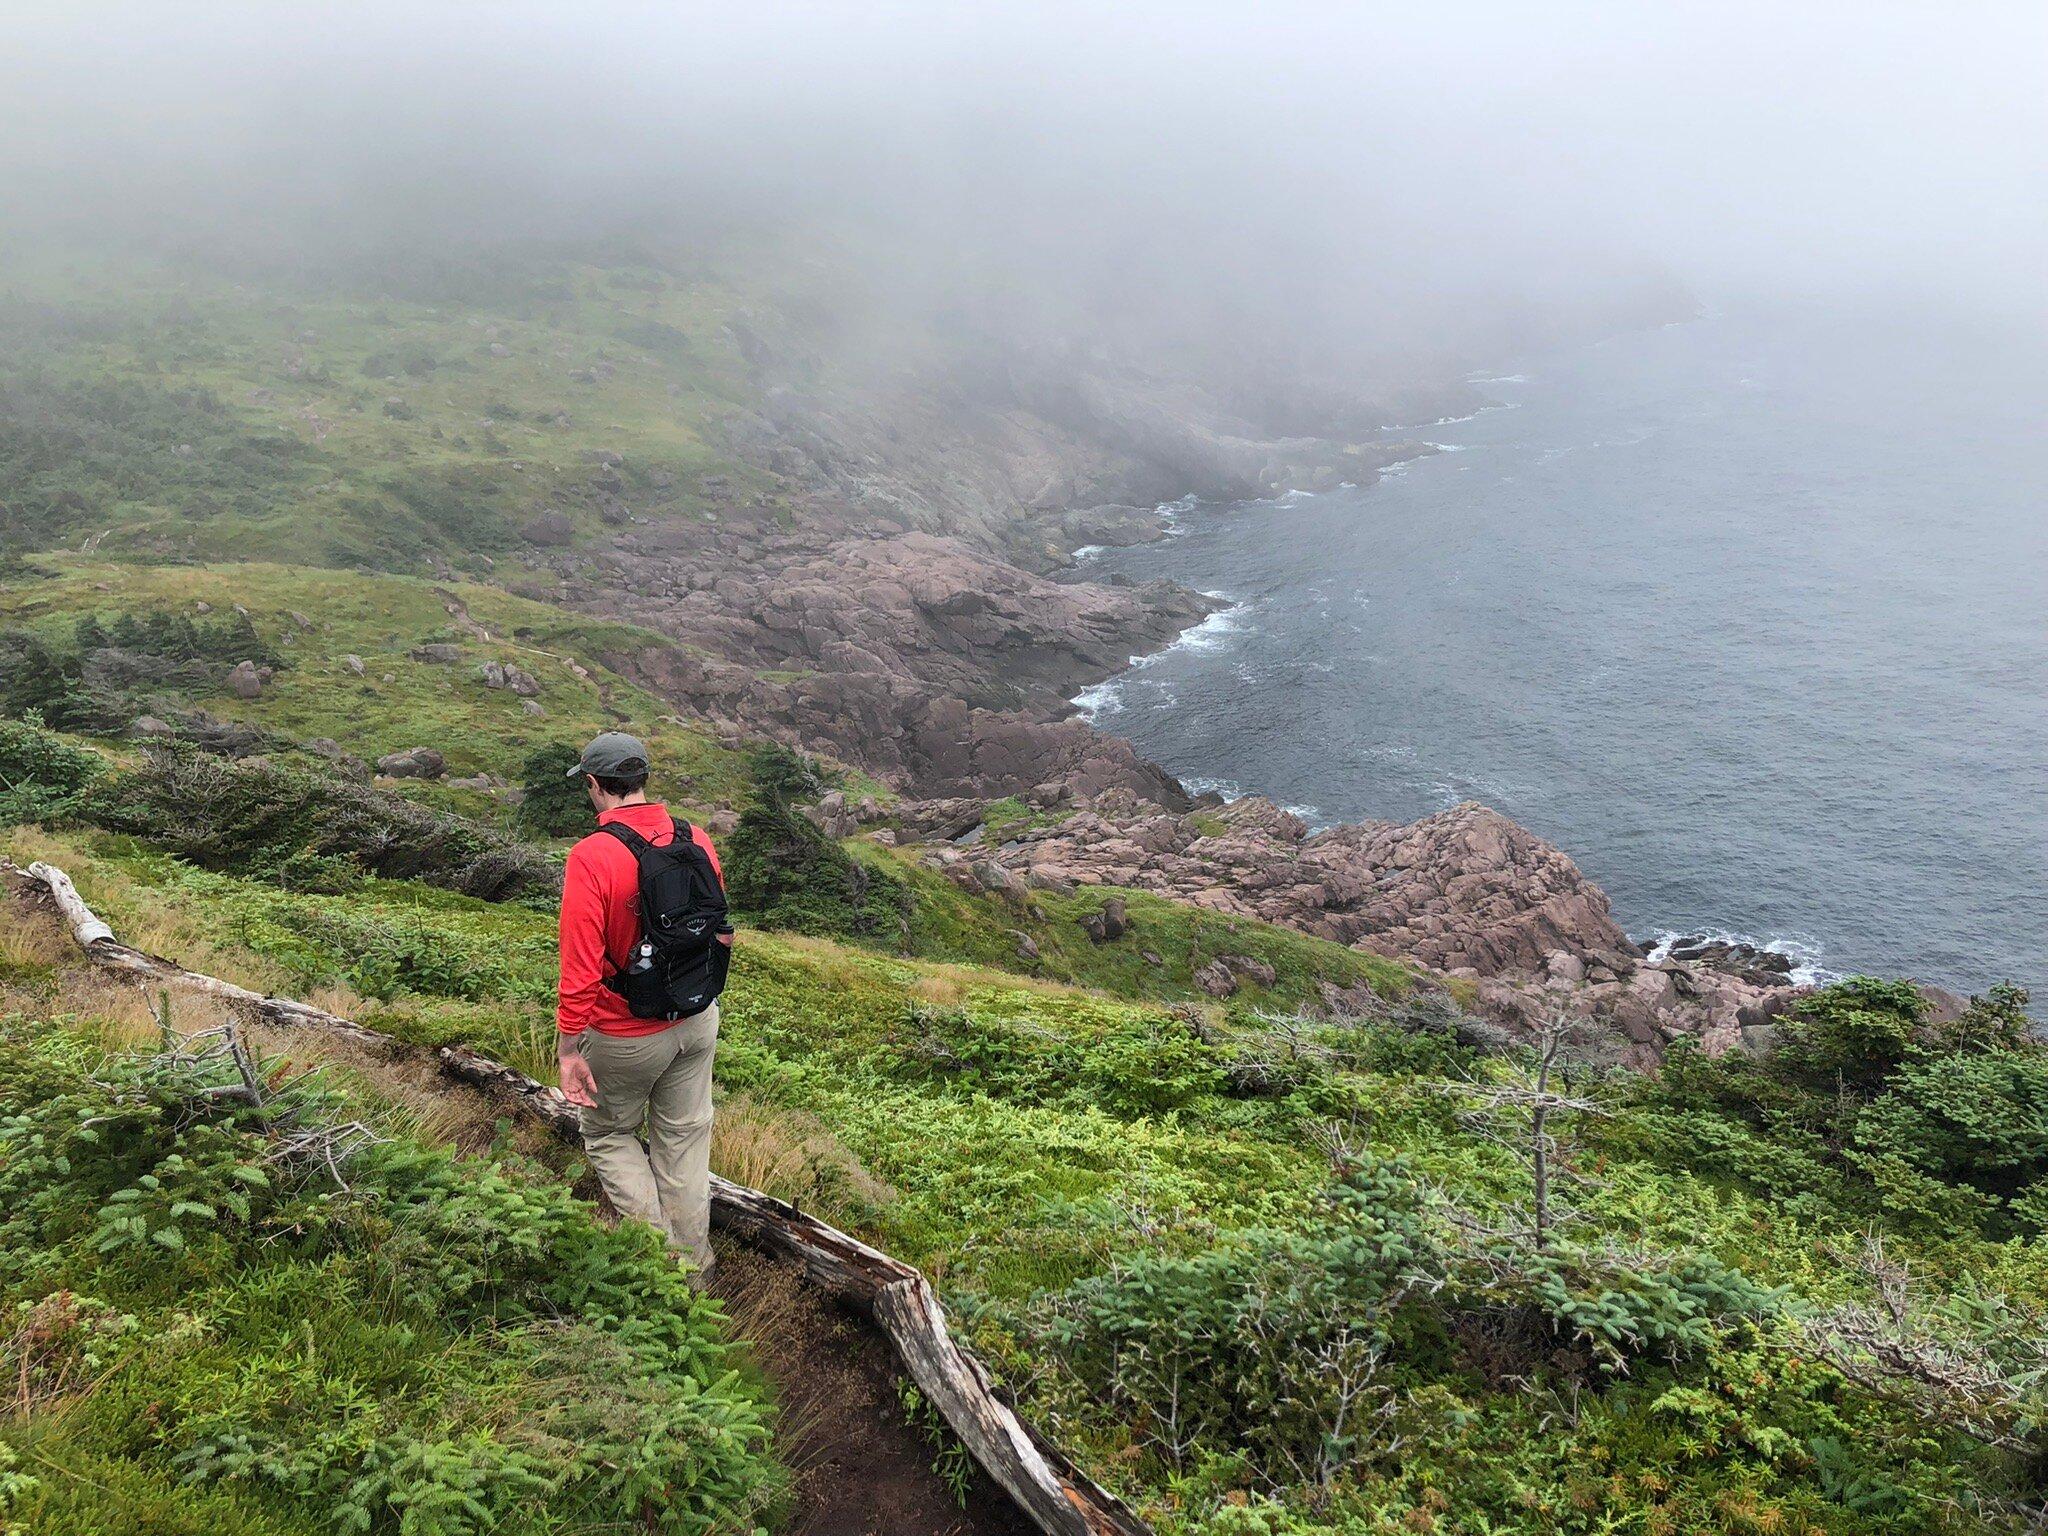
[1078, 896, 1130, 943]
[376, 747, 446, 780]
[519, 512, 576, 547]
[225, 660, 265, 699]
[1222, 953, 1278, 988]
[477, 659, 542, 697]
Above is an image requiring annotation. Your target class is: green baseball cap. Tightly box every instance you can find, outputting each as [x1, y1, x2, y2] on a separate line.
[566, 731, 651, 779]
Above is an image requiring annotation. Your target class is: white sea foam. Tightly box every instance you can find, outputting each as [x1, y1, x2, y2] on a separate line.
[1124, 602, 1255, 673]
[1170, 602, 1253, 653]
[1069, 543, 1105, 561]
[1643, 928, 1840, 988]
[1465, 372, 1530, 385]
[1074, 602, 1253, 718]
[1069, 680, 1124, 721]
[1182, 775, 1244, 800]
[1147, 494, 1201, 539]
[1400, 401, 1522, 429]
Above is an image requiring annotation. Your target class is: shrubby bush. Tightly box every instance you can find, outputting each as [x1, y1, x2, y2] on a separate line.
[0, 631, 84, 724]
[1043, 1151, 1785, 1496]
[83, 607, 284, 669]
[1, 608, 287, 737]
[723, 744, 908, 941]
[1642, 978, 2047, 1237]
[1080, 1016, 1229, 1116]
[0, 1021, 779, 1534]
[1047, 1155, 1433, 1489]
[517, 741, 590, 838]
[1856, 1047, 2048, 1192]
[0, 712, 105, 826]
[85, 745, 558, 903]
[1772, 976, 1936, 1094]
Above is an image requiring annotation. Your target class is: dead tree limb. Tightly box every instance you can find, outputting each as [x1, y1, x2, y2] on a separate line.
[19, 859, 1149, 1536]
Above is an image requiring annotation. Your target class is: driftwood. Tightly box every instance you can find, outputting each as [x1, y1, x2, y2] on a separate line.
[20, 860, 1147, 1536]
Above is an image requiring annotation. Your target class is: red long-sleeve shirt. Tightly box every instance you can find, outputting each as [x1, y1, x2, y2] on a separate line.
[556, 802, 726, 1039]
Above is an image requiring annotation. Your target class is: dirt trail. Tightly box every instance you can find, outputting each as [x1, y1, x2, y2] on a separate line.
[3, 873, 1042, 1536]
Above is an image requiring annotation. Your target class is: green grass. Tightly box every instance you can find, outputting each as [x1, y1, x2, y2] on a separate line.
[0, 1013, 781, 1536]
[862, 839, 1416, 1013]
[14, 827, 2046, 1533]
[0, 244, 779, 570]
[0, 557, 753, 813]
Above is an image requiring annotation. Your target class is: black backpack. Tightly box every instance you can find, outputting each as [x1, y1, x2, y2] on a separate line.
[599, 821, 734, 1020]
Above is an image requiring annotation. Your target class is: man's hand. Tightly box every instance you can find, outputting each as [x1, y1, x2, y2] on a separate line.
[558, 1043, 599, 1108]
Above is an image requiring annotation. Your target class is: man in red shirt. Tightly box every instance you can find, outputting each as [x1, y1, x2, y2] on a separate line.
[556, 732, 727, 1276]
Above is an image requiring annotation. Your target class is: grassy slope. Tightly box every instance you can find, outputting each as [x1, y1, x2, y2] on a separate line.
[0, 245, 775, 569]
[868, 839, 1417, 1011]
[0, 1004, 781, 1536]
[0, 824, 1377, 1294]
[0, 556, 753, 814]
[10, 825, 2045, 1535]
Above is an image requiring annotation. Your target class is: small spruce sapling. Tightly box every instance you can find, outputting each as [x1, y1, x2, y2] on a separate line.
[1431, 1010, 1607, 1251]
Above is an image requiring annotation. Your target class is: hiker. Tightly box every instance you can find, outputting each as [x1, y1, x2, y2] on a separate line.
[555, 731, 734, 1275]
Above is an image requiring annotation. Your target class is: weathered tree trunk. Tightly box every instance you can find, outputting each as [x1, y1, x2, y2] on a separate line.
[19, 860, 1148, 1536]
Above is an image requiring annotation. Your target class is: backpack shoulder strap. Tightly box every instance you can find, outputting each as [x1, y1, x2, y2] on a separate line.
[597, 821, 656, 859]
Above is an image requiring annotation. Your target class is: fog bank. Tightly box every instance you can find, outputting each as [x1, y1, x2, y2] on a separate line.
[4, 2, 2042, 352]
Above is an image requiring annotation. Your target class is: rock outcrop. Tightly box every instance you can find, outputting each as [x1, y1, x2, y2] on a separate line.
[595, 530, 1205, 803]
[376, 747, 446, 780]
[910, 789, 1795, 1061]
[984, 794, 1632, 974]
[477, 659, 542, 697]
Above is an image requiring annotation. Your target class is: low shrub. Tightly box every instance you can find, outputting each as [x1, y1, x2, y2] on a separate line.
[0, 712, 106, 826]
[516, 742, 589, 838]
[1045, 1155, 1433, 1489]
[0, 1020, 780, 1534]
[1638, 979, 2047, 1235]
[1856, 1048, 2048, 1199]
[85, 746, 558, 903]
[1772, 976, 1931, 1095]
[723, 744, 908, 942]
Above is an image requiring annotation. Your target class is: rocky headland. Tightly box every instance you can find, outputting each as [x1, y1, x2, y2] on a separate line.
[523, 310, 1794, 1057]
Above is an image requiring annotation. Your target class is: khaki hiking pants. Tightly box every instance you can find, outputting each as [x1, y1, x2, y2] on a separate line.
[578, 1004, 718, 1271]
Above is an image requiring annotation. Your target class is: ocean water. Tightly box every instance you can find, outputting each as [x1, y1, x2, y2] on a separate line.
[1078, 307, 2048, 993]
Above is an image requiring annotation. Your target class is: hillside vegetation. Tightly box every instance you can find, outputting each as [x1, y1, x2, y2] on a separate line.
[0, 1008, 779, 1535]
[8, 807, 2048, 1534]
[0, 245, 769, 570]
[3, 243, 2045, 1536]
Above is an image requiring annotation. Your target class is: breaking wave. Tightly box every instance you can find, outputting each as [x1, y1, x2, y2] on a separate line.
[1643, 928, 1840, 988]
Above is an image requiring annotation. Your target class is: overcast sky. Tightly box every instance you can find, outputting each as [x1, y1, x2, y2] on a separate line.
[4, 2, 2042, 331]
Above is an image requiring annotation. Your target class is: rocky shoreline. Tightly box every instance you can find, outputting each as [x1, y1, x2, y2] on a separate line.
[526, 316, 1827, 1056]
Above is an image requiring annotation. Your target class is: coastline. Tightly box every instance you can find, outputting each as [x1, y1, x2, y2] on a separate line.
[1042, 446, 1852, 997]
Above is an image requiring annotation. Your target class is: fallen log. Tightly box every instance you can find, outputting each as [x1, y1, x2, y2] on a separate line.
[21, 859, 1148, 1536]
